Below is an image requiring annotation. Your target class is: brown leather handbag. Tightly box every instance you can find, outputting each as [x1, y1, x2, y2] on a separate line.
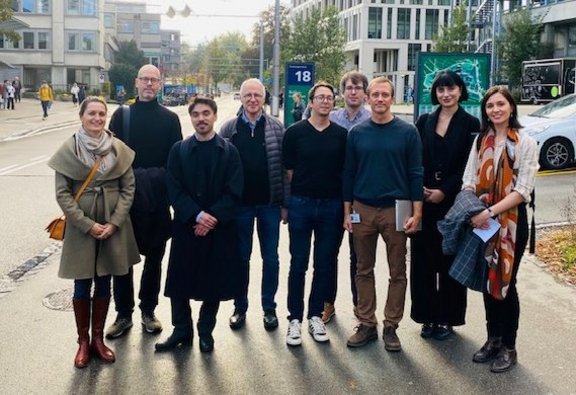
[46, 158, 101, 240]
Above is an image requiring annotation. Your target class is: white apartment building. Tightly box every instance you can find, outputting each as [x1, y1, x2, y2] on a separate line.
[291, 0, 454, 102]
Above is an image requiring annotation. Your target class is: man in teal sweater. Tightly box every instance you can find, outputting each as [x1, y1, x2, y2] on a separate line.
[343, 77, 423, 351]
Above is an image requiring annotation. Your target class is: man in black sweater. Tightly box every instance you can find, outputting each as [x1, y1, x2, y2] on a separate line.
[282, 82, 347, 346]
[106, 64, 182, 339]
[343, 77, 423, 351]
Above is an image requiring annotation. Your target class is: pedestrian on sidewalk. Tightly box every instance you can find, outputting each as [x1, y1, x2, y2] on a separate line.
[47, 96, 141, 369]
[0, 81, 6, 109]
[282, 81, 347, 347]
[13, 77, 22, 103]
[220, 78, 288, 332]
[324, 71, 371, 324]
[6, 81, 15, 110]
[156, 97, 243, 353]
[106, 64, 182, 339]
[463, 86, 538, 373]
[38, 80, 53, 120]
[344, 77, 423, 352]
[70, 83, 80, 107]
[410, 70, 479, 341]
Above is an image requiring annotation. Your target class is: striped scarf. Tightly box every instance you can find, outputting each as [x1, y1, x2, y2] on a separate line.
[475, 128, 519, 300]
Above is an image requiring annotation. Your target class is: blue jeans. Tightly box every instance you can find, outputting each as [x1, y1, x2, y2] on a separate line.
[287, 195, 344, 321]
[234, 204, 281, 313]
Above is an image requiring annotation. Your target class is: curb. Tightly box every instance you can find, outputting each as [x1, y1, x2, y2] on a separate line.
[1, 120, 78, 142]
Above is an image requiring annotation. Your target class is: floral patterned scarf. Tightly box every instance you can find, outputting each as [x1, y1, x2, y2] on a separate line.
[475, 128, 519, 300]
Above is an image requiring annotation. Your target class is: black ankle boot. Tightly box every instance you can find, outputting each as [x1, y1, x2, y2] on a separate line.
[473, 337, 502, 363]
[155, 329, 192, 352]
[490, 347, 517, 373]
[199, 335, 214, 353]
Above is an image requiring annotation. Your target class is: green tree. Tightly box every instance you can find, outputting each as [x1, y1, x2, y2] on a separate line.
[497, 9, 541, 88]
[250, 5, 291, 67]
[114, 40, 147, 69]
[109, 63, 138, 98]
[202, 32, 249, 89]
[284, 6, 346, 86]
[433, 1, 470, 52]
[0, 0, 21, 43]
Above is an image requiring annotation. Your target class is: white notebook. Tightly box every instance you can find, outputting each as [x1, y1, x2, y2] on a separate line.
[395, 200, 422, 232]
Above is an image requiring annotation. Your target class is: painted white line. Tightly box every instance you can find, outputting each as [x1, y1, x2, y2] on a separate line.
[0, 164, 19, 173]
[0, 155, 50, 176]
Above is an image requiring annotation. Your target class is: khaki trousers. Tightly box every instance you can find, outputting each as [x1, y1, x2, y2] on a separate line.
[352, 201, 407, 328]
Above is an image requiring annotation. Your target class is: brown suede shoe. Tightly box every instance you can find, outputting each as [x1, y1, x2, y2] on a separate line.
[347, 324, 377, 347]
[473, 337, 502, 363]
[383, 326, 402, 352]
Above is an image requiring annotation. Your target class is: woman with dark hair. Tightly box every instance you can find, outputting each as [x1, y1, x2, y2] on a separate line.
[463, 86, 538, 373]
[410, 70, 480, 340]
[48, 97, 141, 368]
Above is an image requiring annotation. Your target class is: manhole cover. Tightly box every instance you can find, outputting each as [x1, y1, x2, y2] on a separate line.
[43, 287, 73, 311]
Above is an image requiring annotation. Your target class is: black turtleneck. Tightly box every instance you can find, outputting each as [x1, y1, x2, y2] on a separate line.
[108, 98, 182, 169]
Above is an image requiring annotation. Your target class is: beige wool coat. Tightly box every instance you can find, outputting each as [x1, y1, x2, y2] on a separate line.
[48, 135, 141, 279]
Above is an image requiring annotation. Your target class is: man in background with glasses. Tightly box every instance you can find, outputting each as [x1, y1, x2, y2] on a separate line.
[220, 78, 288, 332]
[343, 77, 423, 351]
[282, 82, 347, 346]
[106, 64, 183, 339]
[322, 71, 371, 324]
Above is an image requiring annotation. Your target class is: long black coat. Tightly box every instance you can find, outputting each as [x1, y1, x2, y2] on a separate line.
[164, 134, 243, 301]
[410, 106, 479, 325]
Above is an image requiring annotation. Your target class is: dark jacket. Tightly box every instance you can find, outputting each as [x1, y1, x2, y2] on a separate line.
[220, 113, 288, 207]
[416, 106, 479, 206]
[164, 134, 243, 301]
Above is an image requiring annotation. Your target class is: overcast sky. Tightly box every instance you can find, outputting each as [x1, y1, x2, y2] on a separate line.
[143, 0, 288, 47]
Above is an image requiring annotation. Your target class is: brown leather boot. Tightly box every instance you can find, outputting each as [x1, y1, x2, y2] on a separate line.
[91, 297, 116, 363]
[72, 299, 91, 368]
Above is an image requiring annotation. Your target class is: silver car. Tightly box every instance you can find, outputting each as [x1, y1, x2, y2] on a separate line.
[520, 93, 576, 169]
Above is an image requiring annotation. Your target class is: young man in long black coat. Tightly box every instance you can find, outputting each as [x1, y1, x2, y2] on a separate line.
[155, 97, 243, 353]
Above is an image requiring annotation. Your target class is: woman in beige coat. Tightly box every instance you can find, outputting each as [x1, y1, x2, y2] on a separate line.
[48, 97, 140, 369]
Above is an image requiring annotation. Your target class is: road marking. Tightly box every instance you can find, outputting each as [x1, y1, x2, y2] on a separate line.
[0, 155, 51, 176]
[537, 169, 576, 177]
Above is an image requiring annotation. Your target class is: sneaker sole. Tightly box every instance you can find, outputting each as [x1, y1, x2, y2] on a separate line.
[346, 333, 378, 348]
[105, 323, 133, 339]
[286, 339, 302, 347]
[142, 323, 163, 334]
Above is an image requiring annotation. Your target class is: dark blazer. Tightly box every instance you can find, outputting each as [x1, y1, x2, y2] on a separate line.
[164, 134, 243, 301]
[416, 106, 480, 206]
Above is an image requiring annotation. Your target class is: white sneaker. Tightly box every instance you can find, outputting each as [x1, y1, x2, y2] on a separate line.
[308, 316, 329, 343]
[286, 319, 302, 346]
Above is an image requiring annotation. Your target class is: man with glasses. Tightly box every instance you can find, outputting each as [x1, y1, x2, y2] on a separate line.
[220, 78, 288, 331]
[282, 81, 347, 346]
[106, 64, 183, 339]
[343, 77, 423, 351]
[322, 71, 371, 324]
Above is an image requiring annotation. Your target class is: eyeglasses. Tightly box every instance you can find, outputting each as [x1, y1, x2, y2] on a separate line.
[345, 85, 364, 92]
[138, 77, 161, 84]
[313, 95, 334, 102]
[242, 93, 263, 100]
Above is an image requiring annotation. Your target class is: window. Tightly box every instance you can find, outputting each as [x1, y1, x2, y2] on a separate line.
[104, 13, 114, 28]
[438, 0, 450, 4]
[67, 0, 97, 16]
[142, 21, 160, 34]
[444, 9, 450, 27]
[38, 32, 49, 49]
[397, 8, 411, 40]
[368, 7, 382, 39]
[67, 31, 96, 52]
[352, 14, 358, 41]
[408, 43, 421, 71]
[118, 20, 134, 33]
[18, 0, 50, 13]
[409, 0, 423, 3]
[425, 9, 439, 40]
[386, 8, 392, 40]
[416, 9, 420, 40]
[23, 32, 34, 48]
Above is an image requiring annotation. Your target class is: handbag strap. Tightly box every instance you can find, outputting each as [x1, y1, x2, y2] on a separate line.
[74, 158, 101, 202]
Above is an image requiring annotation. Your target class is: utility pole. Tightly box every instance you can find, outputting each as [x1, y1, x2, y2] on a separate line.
[272, 0, 280, 117]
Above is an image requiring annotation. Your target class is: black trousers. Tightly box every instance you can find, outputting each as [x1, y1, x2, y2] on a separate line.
[170, 298, 220, 338]
[112, 244, 166, 317]
[483, 204, 528, 348]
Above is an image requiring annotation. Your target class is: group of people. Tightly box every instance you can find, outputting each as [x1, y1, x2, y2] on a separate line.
[0, 77, 22, 110]
[70, 83, 87, 108]
[49, 65, 538, 375]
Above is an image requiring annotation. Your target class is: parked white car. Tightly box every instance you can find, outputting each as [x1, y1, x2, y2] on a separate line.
[519, 93, 576, 169]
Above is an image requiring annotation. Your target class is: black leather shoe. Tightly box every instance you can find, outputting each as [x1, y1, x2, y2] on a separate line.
[420, 323, 436, 339]
[155, 331, 192, 352]
[199, 336, 214, 353]
[433, 325, 453, 341]
[263, 310, 279, 331]
[229, 312, 246, 330]
[473, 337, 502, 363]
[490, 348, 517, 373]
